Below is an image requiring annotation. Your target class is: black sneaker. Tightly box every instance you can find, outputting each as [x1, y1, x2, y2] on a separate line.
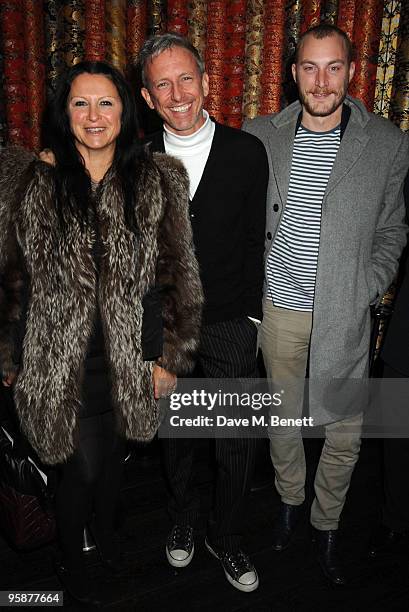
[166, 524, 194, 567]
[205, 538, 259, 592]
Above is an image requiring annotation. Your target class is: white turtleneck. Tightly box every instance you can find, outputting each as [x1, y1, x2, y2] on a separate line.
[163, 110, 215, 199]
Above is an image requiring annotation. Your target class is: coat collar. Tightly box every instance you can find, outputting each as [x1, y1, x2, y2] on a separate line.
[267, 95, 371, 203]
[270, 95, 369, 129]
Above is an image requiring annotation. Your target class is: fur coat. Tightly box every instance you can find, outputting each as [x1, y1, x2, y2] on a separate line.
[0, 147, 203, 464]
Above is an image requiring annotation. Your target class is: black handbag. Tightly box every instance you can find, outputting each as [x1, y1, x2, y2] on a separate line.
[0, 387, 56, 550]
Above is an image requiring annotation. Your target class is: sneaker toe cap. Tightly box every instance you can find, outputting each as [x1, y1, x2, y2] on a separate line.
[169, 548, 190, 561]
[238, 570, 258, 586]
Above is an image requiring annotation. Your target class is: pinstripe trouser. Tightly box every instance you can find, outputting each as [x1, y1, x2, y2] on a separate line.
[162, 317, 258, 552]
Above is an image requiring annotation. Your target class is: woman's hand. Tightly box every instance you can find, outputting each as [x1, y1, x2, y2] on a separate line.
[153, 364, 177, 399]
[39, 149, 56, 166]
[2, 372, 16, 387]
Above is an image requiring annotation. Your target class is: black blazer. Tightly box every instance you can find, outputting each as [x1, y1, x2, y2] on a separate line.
[147, 120, 268, 323]
[382, 169, 409, 374]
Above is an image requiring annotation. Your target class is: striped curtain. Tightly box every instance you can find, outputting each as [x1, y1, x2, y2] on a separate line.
[0, 0, 408, 150]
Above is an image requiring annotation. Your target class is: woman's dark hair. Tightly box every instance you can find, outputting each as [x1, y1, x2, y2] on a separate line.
[43, 60, 144, 231]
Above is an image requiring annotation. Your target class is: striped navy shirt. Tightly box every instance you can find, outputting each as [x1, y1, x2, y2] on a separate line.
[266, 124, 341, 311]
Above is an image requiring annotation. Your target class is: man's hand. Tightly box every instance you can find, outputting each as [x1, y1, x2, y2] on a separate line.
[39, 149, 56, 166]
[153, 364, 177, 399]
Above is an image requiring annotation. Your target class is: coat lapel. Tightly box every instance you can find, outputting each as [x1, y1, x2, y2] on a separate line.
[146, 130, 166, 153]
[190, 122, 220, 206]
[147, 125, 217, 206]
[267, 119, 296, 207]
[324, 118, 370, 200]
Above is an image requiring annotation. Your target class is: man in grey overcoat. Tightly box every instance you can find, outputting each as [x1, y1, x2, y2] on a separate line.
[244, 23, 409, 585]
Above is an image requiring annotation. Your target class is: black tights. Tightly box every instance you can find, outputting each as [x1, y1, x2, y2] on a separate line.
[55, 411, 126, 570]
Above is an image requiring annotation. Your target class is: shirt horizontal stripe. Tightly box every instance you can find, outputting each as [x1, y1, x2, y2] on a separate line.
[267, 125, 340, 311]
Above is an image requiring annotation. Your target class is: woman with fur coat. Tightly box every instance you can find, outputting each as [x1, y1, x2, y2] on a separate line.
[0, 61, 202, 604]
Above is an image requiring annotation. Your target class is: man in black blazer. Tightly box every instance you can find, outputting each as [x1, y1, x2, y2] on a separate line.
[369, 169, 409, 557]
[138, 33, 268, 592]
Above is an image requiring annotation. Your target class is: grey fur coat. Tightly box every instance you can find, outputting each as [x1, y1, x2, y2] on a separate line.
[0, 147, 203, 464]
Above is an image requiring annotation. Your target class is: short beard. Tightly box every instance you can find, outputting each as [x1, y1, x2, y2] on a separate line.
[299, 75, 349, 118]
[300, 92, 345, 117]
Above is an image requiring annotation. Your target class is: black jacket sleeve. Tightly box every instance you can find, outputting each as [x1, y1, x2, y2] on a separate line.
[242, 138, 269, 321]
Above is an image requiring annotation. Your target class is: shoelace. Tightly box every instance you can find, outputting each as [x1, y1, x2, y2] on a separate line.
[170, 526, 193, 548]
[220, 550, 253, 577]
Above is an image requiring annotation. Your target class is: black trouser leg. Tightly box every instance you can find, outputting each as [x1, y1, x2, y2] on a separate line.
[56, 411, 125, 569]
[162, 437, 201, 527]
[93, 412, 126, 553]
[162, 317, 258, 550]
[208, 436, 257, 551]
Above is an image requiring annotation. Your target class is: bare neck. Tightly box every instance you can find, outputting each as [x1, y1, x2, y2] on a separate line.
[77, 147, 114, 182]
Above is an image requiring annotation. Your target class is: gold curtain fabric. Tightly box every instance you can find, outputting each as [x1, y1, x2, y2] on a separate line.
[321, 0, 338, 24]
[188, 0, 207, 59]
[105, 0, 126, 71]
[148, 0, 166, 35]
[44, 1, 64, 94]
[389, 0, 409, 130]
[374, 1, 401, 119]
[63, 0, 85, 67]
[243, 0, 264, 119]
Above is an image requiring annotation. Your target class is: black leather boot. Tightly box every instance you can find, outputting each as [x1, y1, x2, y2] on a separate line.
[271, 502, 304, 551]
[311, 527, 347, 586]
[91, 527, 123, 575]
[368, 524, 409, 558]
[56, 564, 102, 606]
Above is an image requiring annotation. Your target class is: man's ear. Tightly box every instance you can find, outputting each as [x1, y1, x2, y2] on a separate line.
[291, 63, 297, 83]
[141, 87, 155, 110]
[202, 72, 210, 97]
[348, 61, 356, 84]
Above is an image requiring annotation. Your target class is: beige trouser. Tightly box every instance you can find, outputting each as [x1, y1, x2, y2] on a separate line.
[260, 300, 363, 530]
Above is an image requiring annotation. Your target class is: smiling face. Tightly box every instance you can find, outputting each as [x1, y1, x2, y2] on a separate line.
[292, 33, 355, 130]
[141, 46, 209, 136]
[67, 73, 123, 159]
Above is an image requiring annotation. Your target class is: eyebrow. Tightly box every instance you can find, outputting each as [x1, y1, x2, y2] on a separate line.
[300, 59, 346, 65]
[69, 95, 118, 99]
[154, 71, 195, 81]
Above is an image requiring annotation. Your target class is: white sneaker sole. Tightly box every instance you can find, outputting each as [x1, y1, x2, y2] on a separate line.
[166, 543, 195, 568]
[205, 539, 259, 593]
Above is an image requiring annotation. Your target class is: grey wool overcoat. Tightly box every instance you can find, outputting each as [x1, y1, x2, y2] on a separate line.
[244, 96, 409, 423]
[0, 147, 203, 463]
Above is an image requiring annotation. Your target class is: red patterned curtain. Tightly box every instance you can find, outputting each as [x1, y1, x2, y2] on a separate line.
[348, 0, 384, 110]
[0, 0, 408, 150]
[85, 0, 105, 61]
